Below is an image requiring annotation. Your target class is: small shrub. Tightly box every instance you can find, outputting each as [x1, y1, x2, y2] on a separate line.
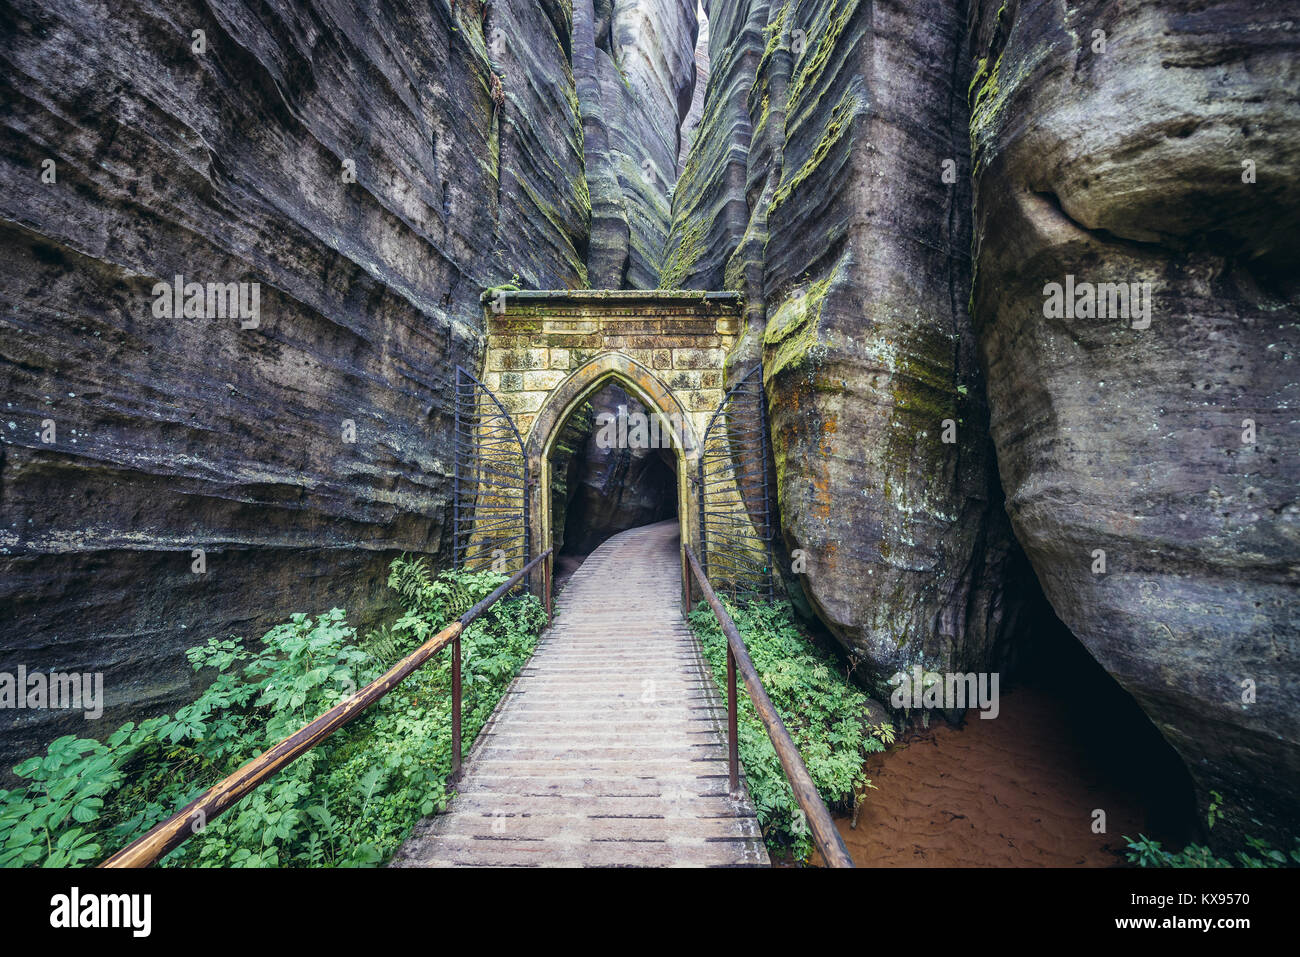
[687, 598, 893, 860]
[1124, 792, 1298, 868]
[0, 561, 545, 868]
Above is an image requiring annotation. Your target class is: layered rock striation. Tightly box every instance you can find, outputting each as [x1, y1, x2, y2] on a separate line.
[0, 0, 588, 769]
[665, 0, 1021, 680]
[968, 0, 1300, 842]
[575, 0, 699, 287]
[668, 0, 1299, 841]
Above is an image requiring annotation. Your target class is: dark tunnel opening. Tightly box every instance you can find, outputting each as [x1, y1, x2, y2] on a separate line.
[1009, 569, 1201, 850]
[548, 381, 680, 592]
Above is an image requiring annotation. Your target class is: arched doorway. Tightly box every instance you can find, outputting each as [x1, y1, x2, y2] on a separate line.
[525, 353, 701, 608]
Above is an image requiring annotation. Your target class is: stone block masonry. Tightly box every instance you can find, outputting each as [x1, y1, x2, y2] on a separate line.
[480, 290, 743, 443]
[469, 290, 763, 604]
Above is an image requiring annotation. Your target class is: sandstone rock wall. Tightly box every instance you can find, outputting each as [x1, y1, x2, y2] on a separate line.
[667, 0, 1299, 843]
[549, 399, 596, 557]
[575, 0, 699, 287]
[0, 0, 588, 771]
[665, 0, 1022, 680]
[967, 0, 1300, 842]
[677, 3, 710, 176]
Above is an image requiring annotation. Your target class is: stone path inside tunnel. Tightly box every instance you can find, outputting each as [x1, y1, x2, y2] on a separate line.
[390, 520, 770, 867]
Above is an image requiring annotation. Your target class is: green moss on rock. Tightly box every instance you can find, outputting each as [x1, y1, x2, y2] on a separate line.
[769, 89, 862, 214]
[786, 0, 858, 116]
[659, 217, 707, 289]
[763, 272, 836, 382]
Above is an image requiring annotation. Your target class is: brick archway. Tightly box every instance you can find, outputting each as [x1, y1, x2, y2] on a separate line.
[526, 352, 701, 594]
[479, 290, 743, 603]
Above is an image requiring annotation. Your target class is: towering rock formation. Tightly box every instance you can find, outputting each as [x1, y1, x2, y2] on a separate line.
[668, 0, 1299, 843]
[967, 0, 1300, 843]
[665, 0, 1021, 678]
[0, 0, 589, 769]
[3, 0, 1296, 848]
[677, 3, 710, 176]
[574, 0, 699, 286]
[0, 0, 710, 775]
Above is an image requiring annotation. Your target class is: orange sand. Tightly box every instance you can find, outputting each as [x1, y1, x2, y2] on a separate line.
[818, 686, 1159, 867]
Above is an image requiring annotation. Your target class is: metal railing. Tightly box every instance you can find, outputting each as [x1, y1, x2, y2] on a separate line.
[100, 542, 848, 868]
[453, 365, 530, 576]
[684, 544, 854, 868]
[100, 550, 553, 868]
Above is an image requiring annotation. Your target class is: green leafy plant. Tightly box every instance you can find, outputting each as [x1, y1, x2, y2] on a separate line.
[0, 562, 545, 868]
[387, 557, 500, 627]
[1123, 833, 1299, 868]
[687, 598, 893, 861]
[1124, 790, 1298, 868]
[1206, 790, 1223, 830]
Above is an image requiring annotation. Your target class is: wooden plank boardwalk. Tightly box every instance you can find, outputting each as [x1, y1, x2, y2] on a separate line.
[390, 520, 770, 867]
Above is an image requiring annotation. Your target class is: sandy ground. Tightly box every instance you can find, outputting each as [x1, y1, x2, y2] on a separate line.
[818, 686, 1163, 867]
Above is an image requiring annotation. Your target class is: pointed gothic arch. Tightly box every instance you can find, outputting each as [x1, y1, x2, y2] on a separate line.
[526, 352, 702, 607]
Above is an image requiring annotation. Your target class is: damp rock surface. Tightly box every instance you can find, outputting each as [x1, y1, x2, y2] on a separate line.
[668, 0, 1299, 844]
[967, 0, 1300, 842]
[666, 0, 1021, 680]
[0, 0, 589, 770]
[574, 0, 699, 287]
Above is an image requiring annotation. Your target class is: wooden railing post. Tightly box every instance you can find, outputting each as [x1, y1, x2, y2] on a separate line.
[727, 645, 738, 796]
[451, 631, 463, 782]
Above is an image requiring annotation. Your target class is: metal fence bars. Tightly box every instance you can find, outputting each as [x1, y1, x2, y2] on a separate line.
[697, 365, 775, 599]
[454, 366, 530, 579]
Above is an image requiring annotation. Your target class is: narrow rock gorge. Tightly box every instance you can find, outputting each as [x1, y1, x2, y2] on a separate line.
[1, 0, 1296, 850]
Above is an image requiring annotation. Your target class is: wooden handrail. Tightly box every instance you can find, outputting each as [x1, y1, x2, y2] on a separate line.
[101, 550, 552, 868]
[683, 544, 854, 868]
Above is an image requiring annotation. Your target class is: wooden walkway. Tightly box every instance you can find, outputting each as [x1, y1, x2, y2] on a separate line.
[390, 520, 770, 867]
